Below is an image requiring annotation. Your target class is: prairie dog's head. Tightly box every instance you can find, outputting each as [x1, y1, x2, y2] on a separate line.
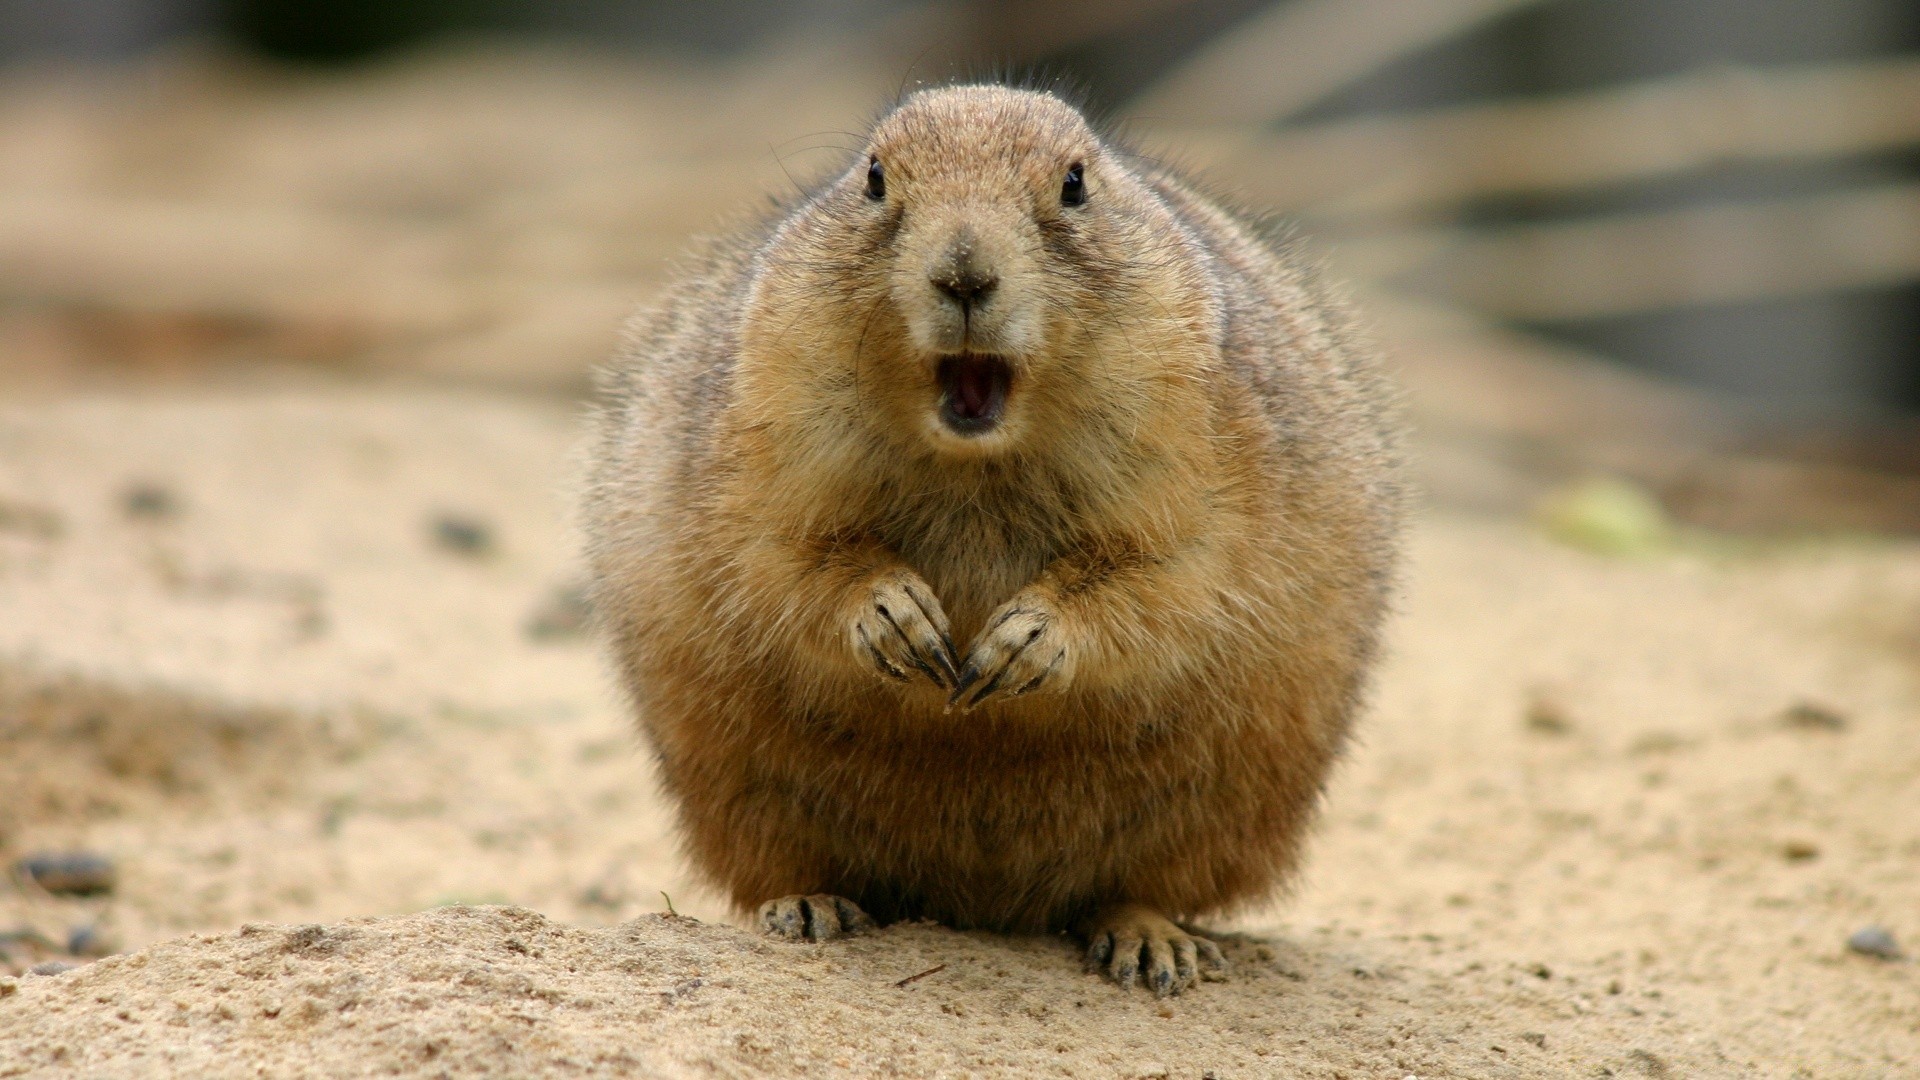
[741, 85, 1216, 460]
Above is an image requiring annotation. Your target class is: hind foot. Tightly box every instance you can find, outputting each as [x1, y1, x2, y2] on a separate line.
[757, 894, 876, 942]
[1081, 903, 1228, 996]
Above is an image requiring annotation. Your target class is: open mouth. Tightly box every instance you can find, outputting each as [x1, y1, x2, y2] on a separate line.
[936, 353, 1013, 435]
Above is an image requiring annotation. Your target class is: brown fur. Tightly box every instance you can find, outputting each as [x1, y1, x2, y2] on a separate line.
[585, 86, 1402, 979]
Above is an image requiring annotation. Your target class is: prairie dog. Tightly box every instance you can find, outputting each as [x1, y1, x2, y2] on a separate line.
[586, 84, 1401, 996]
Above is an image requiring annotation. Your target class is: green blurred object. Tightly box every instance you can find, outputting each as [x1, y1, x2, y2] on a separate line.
[1535, 476, 1672, 556]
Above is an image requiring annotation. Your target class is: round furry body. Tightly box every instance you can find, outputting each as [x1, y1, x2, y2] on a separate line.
[585, 84, 1402, 994]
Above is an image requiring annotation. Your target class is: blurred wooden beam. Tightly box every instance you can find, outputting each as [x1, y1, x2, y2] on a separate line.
[1383, 182, 1920, 320]
[1220, 56, 1920, 218]
[0, 191, 666, 389]
[1374, 292, 1920, 533]
[0, 192, 477, 335]
[973, 0, 1207, 58]
[1130, 0, 1546, 127]
[1371, 290, 1743, 449]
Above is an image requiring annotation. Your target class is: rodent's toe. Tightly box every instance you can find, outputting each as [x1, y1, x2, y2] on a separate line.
[1082, 904, 1224, 995]
[1084, 931, 1113, 972]
[855, 625, 912, 682]
[1106, 931, 1144, 990]
[1174, 936, 1199, 987]
[757, 894, 876, 942]
[1145, 935, 1181, 997]
[1196, 935, 1229, 982]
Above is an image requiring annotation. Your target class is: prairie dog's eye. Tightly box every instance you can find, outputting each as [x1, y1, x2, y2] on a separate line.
[1060, 162, 1086, 207]
[866, 158, 885, 200]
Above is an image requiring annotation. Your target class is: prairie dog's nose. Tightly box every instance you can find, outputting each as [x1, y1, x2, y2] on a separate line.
[932, 265, 998, 309]
[930, 231, 998, 310]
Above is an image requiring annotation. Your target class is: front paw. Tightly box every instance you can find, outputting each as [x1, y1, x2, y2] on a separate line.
[850, 568, 958, 690]
[758, 894, 876, 942]
[1083, 904, 1228, 997]
[950, 591, 1074, 711]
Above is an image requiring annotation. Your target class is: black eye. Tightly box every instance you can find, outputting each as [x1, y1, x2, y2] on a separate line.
[866, 157, 885, 200]
[1060, 162, 1085, 206]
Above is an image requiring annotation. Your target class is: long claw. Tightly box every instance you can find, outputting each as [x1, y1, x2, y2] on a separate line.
[877, 604, 947, 689]
[947, 662, 981, 707]
[931, 638, 961, 685]
[1011, 650, 1064, 697]
[903, 581, 952, 638]
[857, 625, 909, 682]
[964, 667, 1010, 711]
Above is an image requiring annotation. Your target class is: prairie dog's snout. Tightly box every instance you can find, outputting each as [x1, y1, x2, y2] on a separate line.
[896, 205, 1040, 364]
[928, 227, 998, 313]
[911, 219, 1023, 437]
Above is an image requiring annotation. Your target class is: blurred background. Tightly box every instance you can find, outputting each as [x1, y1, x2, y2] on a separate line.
[4, 2, 1920, 1005]
[3, 0, 1920, 530]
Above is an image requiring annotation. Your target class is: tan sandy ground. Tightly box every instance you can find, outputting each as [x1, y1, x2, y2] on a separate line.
[0, 386, 1915, 1078]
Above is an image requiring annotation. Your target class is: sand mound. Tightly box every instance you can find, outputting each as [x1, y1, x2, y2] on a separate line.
[0, 904, 1761, 1078]
[1, 388, 1915, 1077]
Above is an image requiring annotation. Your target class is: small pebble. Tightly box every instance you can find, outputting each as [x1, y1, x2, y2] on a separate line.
[15, 852, 116, 896]
[1628, 731, 1686, 755]
[67, 925, 107, 957]
[1781, 701, 1847, 732]
[524, 583, 593, 641]
[1628, 1048, 1671, 1077]
[431, 514, 494, 555]
[0, 499, 63, 540]
[1846, 925, 1903, 960]
[121, 482, 179, 519]
[1520, 1032, 1547, 1048]
[1781, 840, 1820, 862]
[1524, 689, 1573, 735]
[28, 961, 74, 976]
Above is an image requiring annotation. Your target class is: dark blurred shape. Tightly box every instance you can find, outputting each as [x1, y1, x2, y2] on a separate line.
[215, 0, 920, 64]
[15, 851, 118, 897]
[1523, 687, 1574, 734]
[1294, 0, 1920, 415]
[969, 0, 1270, 109]
[1781, 701, 1848, 731]
[0, 499, 63, 541]
[1846, 925, 1903, 960]
[217, 0, 462, 63]
[0, 0, 209, 62]
[66, 925, 111, 957]
[122, 482, 180, 520]
[431, 513, 494, 556]
[1780, 839, 1819, 861]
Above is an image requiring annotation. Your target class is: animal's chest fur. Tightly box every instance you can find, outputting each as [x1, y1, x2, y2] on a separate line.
[883, 485, 1072, 640]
